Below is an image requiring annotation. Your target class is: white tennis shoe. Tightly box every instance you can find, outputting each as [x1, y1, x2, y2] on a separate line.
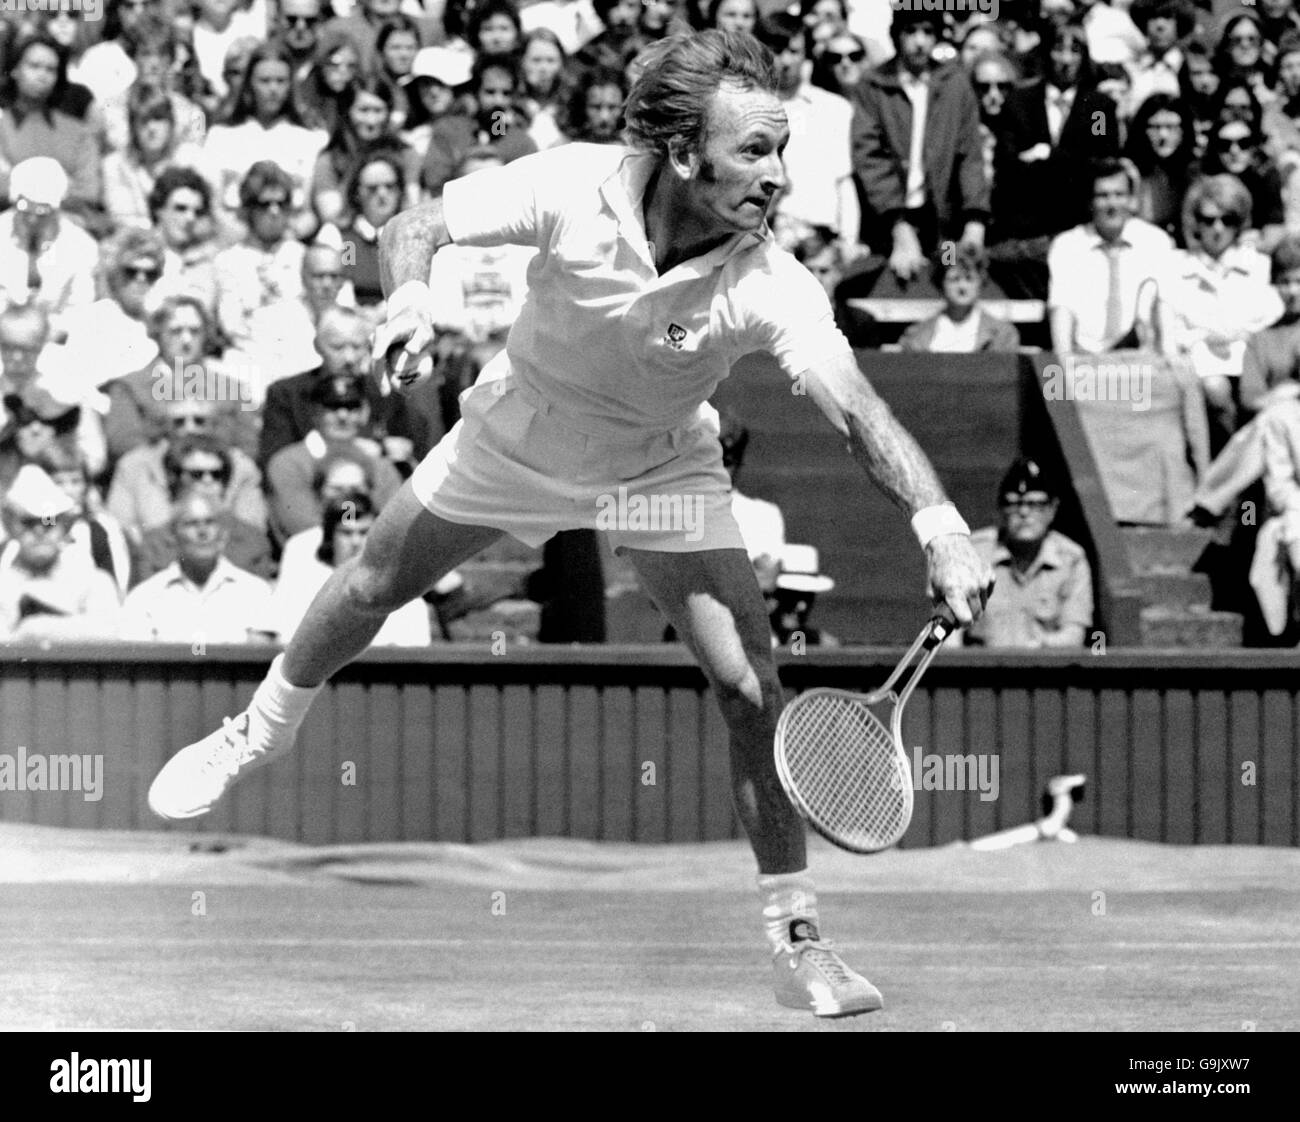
[147, 711, 288, 821]
[772, 919, 884, 1017]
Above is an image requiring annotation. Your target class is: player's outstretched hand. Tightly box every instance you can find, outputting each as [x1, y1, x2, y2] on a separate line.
[926, 533, 995, 628]
[372, 281, 437, 397]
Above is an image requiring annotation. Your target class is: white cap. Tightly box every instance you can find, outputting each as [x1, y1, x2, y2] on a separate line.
[776, 544, 835, 594]
[406, 46, 473, 88]
[3, 463, 75, 521]
[10, 157, 69, 209]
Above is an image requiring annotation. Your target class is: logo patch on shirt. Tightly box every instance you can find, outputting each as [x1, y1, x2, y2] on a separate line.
[664, 323, 688, 350]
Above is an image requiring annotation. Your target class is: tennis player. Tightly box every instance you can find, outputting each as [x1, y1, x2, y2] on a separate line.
[150, 30, 995, 1019]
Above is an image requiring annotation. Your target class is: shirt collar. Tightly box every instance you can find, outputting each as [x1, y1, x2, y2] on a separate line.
[353, 215, 380, 241]
[602, 149, 768, 273]
[992, 530, 1066, 574]
[164, 556, 237, 591]
[1088, 221, 1133, 250]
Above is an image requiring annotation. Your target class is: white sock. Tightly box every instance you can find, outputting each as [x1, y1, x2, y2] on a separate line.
[247, 654, 321, 754]
[757, 870, 821, 954]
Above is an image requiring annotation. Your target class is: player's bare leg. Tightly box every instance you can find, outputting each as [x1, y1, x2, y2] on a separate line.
[626, 546, 883, 1017]
[148, 484, 502, 820]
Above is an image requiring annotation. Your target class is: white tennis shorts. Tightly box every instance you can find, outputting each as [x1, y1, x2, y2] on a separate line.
[410, 370, 745, 552]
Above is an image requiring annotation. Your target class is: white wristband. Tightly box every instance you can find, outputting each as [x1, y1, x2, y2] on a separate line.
[386, 280, 431, 319]
[912, 503, 970, 549]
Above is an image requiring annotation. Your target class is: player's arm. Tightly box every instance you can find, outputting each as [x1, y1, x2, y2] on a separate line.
[798, 350, 995, 626]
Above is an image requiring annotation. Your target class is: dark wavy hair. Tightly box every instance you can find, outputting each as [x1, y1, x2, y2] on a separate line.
[317, 490, 377, 566]
[0, 31, 70, 113]
[224, 41, 308, 127]
[1124, 92, 1195, 174]
[148, 165, 212, 223]
[624, 29, 777, 159]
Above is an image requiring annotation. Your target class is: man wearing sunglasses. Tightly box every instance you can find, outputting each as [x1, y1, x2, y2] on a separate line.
[0, 463, 121, 642]
[956, 457, 1092, 649]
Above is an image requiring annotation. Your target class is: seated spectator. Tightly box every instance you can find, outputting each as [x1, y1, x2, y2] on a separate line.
[1127, 0, 1195, 114]
[324, 0, 431, 69]
[399, 46, 473, 158]
[1191, 235, 1300, 524]
[1047, 158, 1174, 356]
[147, 166, 220, 315]
[213, 161, 308, 355]
[809, 31, 870, 107]
[756, 13, 862, 259]
[0, 382, 82, 495]
[769, 543, 839, 647]
[119, 489, 274, 643]
[192, 0, 274, 102]
[1124, 92, 1196, 242]
[0, 303, 106, 480]
[376, 14, 424, 123]
[1166, 175, 1284, 444]
[1179, 36, 1219, 159]
[1215, 13, 1273, 112]
[1263, 29, 1300, 165]
[899, 242, 1020, 353]
[201, 42, 328, 241]
[520, 0, 604, 57]
[558, 65, 627, 144]
[576, 0, 645, 74]
[265, 374, 403, 541]
[847, 9, 987, 297]
[103, 294, 256, 468]
[132, 434, 273, 584]
[271, 491, 432, 645]
[260, 304, 431, 468]
[966, 51, 1018, 194]
[328, 150, 408, 307]
[467, 0, 525, 61]
[0, 463, 120, 642]
[75, 0, 164, 106]
[101, 82, 205, 232]
[1199, 114, 1288, 251]
[421, 54, 538, 195]
[108, 394, 265, 539]
[244, 242, 357, 392]
[278, 0, 329, 85]
[989, 18, 1120, 299]
[37, 442, 134, 598]
[958, 457, 1094, 648]
[0, 158, 97, 342]
[518, 29, 570, 152]
[311, 76, 421, 226]
[61, 228, 165, 394]
[295, 28, 367, 138]
[273, 453, 383, 577]
[0, 32, 102, 220]
[100, 16, 207, 155]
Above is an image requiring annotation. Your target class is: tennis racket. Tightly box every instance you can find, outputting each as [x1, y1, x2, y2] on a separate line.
[774, 616, 953, 854]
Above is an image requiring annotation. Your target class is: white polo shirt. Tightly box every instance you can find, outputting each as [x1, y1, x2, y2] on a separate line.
[440, 144, 853, 441]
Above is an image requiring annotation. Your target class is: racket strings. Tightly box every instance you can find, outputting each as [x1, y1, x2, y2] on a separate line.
[780, 694, 911, 850]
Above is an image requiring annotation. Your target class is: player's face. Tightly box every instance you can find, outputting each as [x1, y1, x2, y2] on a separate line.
[685, 86, 788, 237]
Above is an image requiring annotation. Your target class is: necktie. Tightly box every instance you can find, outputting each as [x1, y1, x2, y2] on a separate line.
[1102, 243, 1123, 350]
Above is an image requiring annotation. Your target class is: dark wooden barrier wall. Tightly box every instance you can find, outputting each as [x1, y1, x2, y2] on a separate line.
[2, 645, 1296, 847]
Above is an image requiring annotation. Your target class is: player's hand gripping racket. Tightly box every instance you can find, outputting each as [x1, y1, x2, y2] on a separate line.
[774, 616, 953, 853]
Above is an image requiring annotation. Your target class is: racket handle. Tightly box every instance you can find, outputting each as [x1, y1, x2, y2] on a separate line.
[924, 615, 954, 648]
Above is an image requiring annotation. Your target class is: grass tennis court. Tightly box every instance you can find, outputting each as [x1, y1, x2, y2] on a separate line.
[2, 824, 1297, 1032]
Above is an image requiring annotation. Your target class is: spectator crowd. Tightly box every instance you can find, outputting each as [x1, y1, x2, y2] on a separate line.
[6, 0, 1300, 646]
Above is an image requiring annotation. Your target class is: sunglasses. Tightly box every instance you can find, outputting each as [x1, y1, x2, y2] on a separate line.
[171, 414, 210, 428]
[323, 400, 365, 412]
[1216, 135, 1254, 150]
[1195, 211, 1242, 228]
[16, 514, 71, 532]
[253, 197, 288, 211]
[122, 265, 162, 283]
[827, 49, 865, 63]
[360, 180, 399, 192]
[167, 201, 203, 216]
[1229, 33, 1261, 45]
[285, 15, 321, 27]
[974, 80, 1011, 94]
[181, 466, 228, 482]
[1002, 496, 1053, 511]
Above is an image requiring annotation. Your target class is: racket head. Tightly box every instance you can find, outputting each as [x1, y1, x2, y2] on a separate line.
[774, 687, 914, 854]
